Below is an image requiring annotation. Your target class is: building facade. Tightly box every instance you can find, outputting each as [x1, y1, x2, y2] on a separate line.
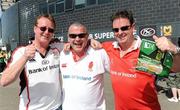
[1, 0, 180, 50]
[1, 0, 17, 11]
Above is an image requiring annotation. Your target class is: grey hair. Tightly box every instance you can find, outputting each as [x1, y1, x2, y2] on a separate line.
[68, 22, 88, 33]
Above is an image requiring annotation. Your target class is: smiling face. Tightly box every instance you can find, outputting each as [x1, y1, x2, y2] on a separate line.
[112, 17, 135, 46]
[34, 16, 55, 47]
[68, 23, 88, 55]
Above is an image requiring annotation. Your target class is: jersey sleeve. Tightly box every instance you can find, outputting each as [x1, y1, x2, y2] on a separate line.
[101, 49, 110, 73]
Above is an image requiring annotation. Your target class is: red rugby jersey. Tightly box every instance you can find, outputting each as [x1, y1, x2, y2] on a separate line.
[103, 41, 161, 110]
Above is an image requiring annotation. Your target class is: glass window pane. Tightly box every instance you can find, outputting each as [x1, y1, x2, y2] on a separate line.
[39, 3, 48, 14]
[65, 0, 73, 11]
[75, 0, 85, 9]
[75, 0, 85, 5]
[58, 0, 64, 2]
[49, 3, 55, 14]
[98, 0, 112, 4]
[87, 0, 96, 6]
[56, 1, 64, 13]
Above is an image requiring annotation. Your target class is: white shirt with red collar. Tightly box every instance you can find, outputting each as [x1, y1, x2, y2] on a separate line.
[60, 47, 109, 110]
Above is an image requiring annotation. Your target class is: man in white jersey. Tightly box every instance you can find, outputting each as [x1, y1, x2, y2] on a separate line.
[60, 22, 110, 110]
[0, 14, 63, 110]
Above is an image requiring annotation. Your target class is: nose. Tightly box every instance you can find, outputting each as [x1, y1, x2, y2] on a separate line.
[44, 29, 49, 33]
[114, 29, 123, 37]
[75, 36, 81, 40]
[118, 29, 123, 34]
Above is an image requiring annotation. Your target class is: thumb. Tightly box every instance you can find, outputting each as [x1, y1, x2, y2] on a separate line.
[152, 35, 159, 41]
[30, 42, 37, 50]
[63, 43, 71, 52]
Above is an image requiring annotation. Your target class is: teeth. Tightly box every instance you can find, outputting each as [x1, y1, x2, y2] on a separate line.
[42, 35, 48, 39]
[74, 43, 82, 45]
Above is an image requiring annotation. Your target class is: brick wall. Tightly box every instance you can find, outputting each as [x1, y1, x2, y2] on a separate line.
[2, 0, 180, 46]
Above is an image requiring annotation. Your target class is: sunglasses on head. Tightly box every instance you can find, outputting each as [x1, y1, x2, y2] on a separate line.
[37, 26, 54, 33]
[112, 25, 131, 33]
[69, 33, 87, 39]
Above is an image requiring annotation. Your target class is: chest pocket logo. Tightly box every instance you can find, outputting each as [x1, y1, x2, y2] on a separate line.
[88, 61, 93, 72]
[42, 60, 50, 65]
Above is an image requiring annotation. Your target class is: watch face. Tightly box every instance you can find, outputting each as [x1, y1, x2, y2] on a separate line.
[177, 46, 180, 54]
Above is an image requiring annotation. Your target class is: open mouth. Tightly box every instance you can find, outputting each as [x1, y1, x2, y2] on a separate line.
[74, 42, 83, 47]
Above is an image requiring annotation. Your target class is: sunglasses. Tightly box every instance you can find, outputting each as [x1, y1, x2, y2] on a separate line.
[37, 26, 54, 33]
[69, 33, 87, 39]
[112, 25, 131, 33]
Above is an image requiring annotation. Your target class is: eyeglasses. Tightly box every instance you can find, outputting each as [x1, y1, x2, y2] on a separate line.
[69, 33, 87, 39]
[112, 25, 131, 33]
[36, 26, 54, 33]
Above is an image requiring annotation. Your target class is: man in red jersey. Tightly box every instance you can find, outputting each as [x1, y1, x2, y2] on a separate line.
[102, 10, 180, 110]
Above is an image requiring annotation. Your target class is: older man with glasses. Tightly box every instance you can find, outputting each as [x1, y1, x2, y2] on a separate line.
[60, 22, 110, 110]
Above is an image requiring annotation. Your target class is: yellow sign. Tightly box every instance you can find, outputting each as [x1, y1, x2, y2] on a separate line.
[162, 25, 172, 36]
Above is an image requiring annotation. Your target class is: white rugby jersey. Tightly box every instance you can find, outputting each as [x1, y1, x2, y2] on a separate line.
[9, 42, 63, 110]
[60, 47, 110, 110]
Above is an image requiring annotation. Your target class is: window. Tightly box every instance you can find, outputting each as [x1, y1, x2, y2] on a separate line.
[75, 0, 85, 9]
[98, 0, 112, 4]
[87, 0, 97, 6]
[48, 3, 55, 14]
[39, 3, 48, 14]
[56, 0, 64, 13]
[65, 0, 73, 11]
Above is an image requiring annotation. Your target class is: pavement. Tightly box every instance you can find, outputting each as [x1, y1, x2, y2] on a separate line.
[0, 74, 180, 110]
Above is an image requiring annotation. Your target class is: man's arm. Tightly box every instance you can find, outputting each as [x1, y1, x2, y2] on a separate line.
[0, 55, 28, 87]
[0, 44, 36, 87]
[153, 35, 180, 72]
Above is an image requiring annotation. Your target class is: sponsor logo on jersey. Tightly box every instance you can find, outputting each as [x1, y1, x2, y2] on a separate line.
[63, 74, 91, 81]
[42, 60, 50, 65]
[28, 64, 59, 74]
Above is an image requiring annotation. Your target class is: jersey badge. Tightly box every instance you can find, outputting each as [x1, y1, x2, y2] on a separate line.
[88, 61, 93, 72]
[42, 60, 50, 65]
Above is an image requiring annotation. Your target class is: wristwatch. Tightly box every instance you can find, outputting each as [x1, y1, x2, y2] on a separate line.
[176, 46, 180, 54]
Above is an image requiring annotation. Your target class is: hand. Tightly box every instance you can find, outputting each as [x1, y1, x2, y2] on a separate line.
[153, 35, 177, 54]
[90, 39, 102, 49]
[24, 43, 36, 60]
[63, 43, 71, 52]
